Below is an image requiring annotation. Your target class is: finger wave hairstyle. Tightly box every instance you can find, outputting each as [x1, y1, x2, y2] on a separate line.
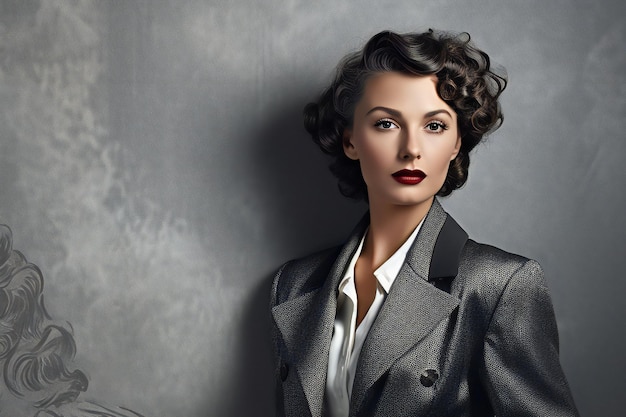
[0, 224, 87, 410]
[303, 29, 507, 200]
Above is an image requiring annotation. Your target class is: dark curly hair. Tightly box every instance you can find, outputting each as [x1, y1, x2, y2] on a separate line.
[304, 29, 507, 200]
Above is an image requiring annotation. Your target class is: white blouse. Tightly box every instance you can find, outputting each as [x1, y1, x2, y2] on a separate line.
[325, 220, 424, 417]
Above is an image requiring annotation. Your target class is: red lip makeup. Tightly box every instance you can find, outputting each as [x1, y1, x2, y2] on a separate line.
[392, 169, 426, 185]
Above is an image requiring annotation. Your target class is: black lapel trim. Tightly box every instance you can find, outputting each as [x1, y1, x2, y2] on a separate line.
[427, 215, 468, 293]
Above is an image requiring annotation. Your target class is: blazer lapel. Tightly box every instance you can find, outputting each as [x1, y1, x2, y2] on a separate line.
[272, 214, 369, 417]
[350, 199, 468, 414]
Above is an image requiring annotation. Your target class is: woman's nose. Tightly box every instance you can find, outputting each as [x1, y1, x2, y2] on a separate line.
[399, 130, 422, 160]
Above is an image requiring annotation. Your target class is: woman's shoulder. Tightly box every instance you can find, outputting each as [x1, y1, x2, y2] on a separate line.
[271, 245, 343, 305]
[460, 239, 537, 274]
[279, 245, 343, 275]
[454, 239, 549, 309]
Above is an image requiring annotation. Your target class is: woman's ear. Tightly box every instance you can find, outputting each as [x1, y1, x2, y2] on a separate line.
[343, 128, 359, 160]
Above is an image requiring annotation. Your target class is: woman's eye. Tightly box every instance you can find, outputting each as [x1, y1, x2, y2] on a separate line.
[374, 119, 398, 130]
[425, 121, 448, 133]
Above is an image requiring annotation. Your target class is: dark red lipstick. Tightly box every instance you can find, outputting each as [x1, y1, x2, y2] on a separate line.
[392, 169, 426, 185]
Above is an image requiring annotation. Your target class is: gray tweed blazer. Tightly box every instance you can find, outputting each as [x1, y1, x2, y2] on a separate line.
[270, 199, 579, 417]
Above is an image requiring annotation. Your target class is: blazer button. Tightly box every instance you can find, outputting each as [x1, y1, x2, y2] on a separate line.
[280, 363, 289, 381]
[420, 369, 439, 387]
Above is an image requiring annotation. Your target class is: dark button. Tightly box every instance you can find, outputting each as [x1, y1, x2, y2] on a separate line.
[280, 362, 289, 381]
[420, 369, 439, 387]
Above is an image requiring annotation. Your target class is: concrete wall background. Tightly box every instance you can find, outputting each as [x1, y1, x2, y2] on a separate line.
[0, 0, 624, 415]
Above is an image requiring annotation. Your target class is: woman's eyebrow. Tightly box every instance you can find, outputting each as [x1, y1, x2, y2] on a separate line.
[365, 106, 402, 117]
[424, 109, 453, 118]
[365, 106, 453, 119]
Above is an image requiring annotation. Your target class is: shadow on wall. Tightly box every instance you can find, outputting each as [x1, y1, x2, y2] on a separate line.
[215, 273, 276, 417]
[246, 93, 366, 258]
[0, 224, 143, 417]
[211, 88, 366, 415]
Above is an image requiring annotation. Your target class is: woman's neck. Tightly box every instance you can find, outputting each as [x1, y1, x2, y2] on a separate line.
[362, 197, 434, 269]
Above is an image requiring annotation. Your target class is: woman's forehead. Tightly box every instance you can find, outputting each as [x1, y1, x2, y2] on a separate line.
[356, 73, 453, 115]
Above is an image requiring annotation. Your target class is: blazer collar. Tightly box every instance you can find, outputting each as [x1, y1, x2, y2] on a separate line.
[271, 199, 468, 417]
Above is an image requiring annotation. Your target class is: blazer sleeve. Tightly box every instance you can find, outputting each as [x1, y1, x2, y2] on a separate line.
[270, 262, 288, 417]
[480, 259, 579, 416]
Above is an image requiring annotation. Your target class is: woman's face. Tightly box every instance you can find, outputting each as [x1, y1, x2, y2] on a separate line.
[343, 72, 461, 208]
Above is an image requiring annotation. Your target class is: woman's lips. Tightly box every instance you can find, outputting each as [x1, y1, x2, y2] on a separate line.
[392, 169, 426, 185]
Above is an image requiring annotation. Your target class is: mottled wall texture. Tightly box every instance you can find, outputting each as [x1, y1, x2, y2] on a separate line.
[0, 0, 624, 416]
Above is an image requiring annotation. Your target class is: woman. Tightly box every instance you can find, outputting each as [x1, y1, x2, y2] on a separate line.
[270, 30, 579, 416]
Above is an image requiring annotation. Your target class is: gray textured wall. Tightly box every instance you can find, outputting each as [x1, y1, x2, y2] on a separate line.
[0, 0, 624, 416]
